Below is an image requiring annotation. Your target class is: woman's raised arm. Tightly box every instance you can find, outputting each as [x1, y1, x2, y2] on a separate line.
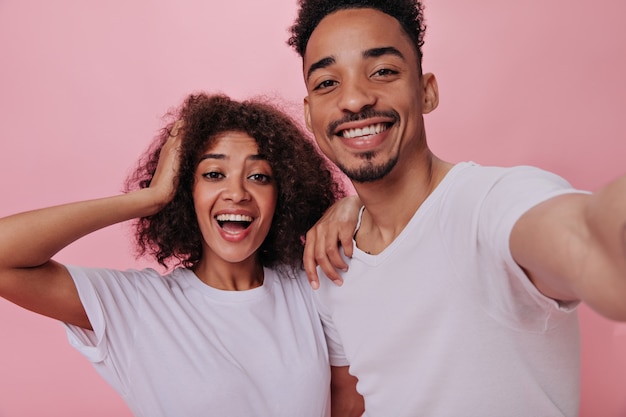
[0, 130, 182, 329]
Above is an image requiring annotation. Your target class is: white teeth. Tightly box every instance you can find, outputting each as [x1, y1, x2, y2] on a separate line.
[342, 123, 386, 139]
[216, 214, 253, 222]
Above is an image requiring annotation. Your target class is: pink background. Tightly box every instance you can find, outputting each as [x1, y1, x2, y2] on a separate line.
[0, 1, 624, 416]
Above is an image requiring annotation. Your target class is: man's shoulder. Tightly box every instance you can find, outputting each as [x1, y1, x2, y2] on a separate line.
[443, 162, 570, 196]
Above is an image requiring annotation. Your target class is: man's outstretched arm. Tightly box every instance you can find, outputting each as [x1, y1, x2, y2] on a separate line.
[511, 173, 626, 320]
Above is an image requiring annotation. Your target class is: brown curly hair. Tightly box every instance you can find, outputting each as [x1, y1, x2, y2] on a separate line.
[125, 93, 345, 275]
[287, 0, 426, 63]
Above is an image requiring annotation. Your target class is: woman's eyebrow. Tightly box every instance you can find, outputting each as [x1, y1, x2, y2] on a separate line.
[198, 153, 267, 162]
[198, 153, 226, 162]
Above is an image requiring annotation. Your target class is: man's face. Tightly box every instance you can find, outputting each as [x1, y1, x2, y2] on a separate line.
[303, 8, 436, 183]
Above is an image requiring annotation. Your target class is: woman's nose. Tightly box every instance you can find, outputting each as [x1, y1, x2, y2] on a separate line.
[222, 178, 250, 202]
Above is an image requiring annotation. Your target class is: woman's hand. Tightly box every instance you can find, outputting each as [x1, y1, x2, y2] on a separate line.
[303, 195, 362, 289]
[148, 120, 184, 210]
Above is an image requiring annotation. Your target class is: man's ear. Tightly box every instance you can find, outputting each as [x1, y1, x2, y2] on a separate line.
[303, 96, 313, 132]
[421, 73, 439, 114]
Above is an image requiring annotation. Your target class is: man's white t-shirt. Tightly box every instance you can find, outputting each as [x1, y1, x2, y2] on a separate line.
[315, 162, 583, 417]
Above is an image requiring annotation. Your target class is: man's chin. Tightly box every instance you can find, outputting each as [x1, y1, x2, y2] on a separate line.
[339, 158, 398, 184]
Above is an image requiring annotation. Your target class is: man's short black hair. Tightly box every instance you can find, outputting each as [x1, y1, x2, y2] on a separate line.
[287, 0, 426, 61]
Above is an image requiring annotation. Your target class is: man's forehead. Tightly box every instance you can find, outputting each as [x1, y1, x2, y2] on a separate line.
[306, 9, 407, 52]
[303, 9, 414, 71]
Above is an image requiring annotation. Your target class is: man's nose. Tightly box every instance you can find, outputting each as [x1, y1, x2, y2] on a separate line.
[337, 77, 377, 114]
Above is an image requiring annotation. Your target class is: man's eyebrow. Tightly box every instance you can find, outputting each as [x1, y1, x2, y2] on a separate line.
[306, 47, 405, 81]
[363, 46, 405, 61]
[306, 56, 335, 81]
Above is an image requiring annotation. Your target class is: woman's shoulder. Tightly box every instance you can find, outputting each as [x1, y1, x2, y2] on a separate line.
[264, 266, 314, 297]
[67, 265, 190, 290]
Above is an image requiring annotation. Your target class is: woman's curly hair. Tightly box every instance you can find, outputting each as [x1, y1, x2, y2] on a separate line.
[287, 0, 426, 63]
[125, 93, 345, 275]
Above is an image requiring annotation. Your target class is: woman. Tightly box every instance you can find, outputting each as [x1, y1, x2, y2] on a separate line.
[0, 93, 344, 417]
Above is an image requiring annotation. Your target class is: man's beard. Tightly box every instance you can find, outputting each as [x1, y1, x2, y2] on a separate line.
[336, 151, 398, 183]
[325, 108, 400, 183]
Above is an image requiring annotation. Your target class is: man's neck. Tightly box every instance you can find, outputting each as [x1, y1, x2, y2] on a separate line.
[353, 153, 453, 255]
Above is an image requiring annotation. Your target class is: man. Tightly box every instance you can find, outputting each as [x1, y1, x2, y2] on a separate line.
[287, 1, 626, 416]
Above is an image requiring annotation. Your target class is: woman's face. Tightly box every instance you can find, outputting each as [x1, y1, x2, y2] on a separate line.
[192, 131, 277, 264]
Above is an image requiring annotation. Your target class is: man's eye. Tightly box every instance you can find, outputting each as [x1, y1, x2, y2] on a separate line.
[373, 68, 398, 77]
[314, 79, 337, 90]
[249, 173, 272, 183]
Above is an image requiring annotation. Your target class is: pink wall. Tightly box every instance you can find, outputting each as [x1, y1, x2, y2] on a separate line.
[0, 1, 624, 416]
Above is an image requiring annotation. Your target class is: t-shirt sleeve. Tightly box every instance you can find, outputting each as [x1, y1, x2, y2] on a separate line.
[482, 167, 586, 323]
[63, 265, 142, 363]
[312, 274, 349, 367]
[443, 165, 586, 330]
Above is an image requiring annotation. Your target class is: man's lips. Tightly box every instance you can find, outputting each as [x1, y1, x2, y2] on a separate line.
[339, 122, 389, 139]
[327, 109, 399, 138]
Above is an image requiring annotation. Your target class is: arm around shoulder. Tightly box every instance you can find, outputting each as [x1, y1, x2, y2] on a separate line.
[304, 194, 362, 289]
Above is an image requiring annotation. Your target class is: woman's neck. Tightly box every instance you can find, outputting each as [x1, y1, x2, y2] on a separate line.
[192, 255, 264, 291]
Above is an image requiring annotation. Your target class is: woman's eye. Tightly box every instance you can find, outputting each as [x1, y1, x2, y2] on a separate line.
[249, 173, 272, 183]
[202, 171, 224, 180]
